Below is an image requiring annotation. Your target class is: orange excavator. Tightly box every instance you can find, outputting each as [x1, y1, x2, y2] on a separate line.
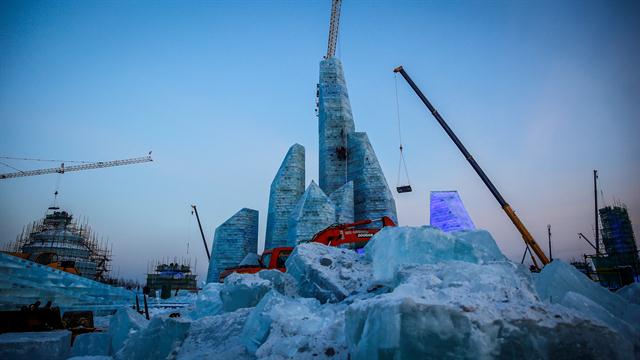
[7, 252, 81, 276]
[219, 216, 396, 282]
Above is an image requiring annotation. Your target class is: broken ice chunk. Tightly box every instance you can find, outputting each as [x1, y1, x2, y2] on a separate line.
[286, 242, 372, 303]
[109, 307, 148, 354]
[0, 330, 71, 360]
[365, 226, 506, 282]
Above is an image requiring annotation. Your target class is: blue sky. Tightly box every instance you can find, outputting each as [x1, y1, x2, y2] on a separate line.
[1, 0, 638, 282]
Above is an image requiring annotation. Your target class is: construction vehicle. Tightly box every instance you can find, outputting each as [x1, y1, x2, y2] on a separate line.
[219, 216, 397, 282]
[219, 247, 294, 281]
[393, 65, 550, 269]
[5, 252, 81, 276]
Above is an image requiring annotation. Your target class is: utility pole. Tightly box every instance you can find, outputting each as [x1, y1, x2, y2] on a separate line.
[547, 225, 552, 261]
[594, 170, 600, 254]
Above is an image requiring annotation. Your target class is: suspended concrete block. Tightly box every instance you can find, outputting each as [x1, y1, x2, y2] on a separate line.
[318, 57, 355, 196]
[206, 208, 259, 283]
[288, 181, 336, 245]
[429, 191, 476, 233]
[265, 144, 305, 250]
[329, 181, 354, 224]
[348, 132, 398, 226]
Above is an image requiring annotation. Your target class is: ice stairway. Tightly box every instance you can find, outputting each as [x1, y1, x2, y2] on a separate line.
[0, 252, 134, 312]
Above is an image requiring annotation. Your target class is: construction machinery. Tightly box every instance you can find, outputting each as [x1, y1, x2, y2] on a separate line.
[393, 65, 550, 269]
[219, 216, 397, 282]
[6, 252, 81, 276]
[219, 247, 294, 281]
[0, 153, 153, 179]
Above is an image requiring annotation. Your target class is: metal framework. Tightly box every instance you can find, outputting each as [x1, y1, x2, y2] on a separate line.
[0, 155, 153, 180]
[325, 0, 342, 59]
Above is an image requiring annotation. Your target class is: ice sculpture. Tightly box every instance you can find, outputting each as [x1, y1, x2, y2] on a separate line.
[318, 58, 355, 196]
[287, 181, 336, 244]
[347, 132, 398, 226]
[429, 191, 476, 232]
[206, 208, 259, 283]
[265, 144, 305, 250]
[329, 181, 354, 223]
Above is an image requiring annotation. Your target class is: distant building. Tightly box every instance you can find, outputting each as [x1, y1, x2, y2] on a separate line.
[146, 261, 197, 299]
[598, 205, 639, 280]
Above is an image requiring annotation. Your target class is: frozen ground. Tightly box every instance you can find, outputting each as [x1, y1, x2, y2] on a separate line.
[1, 226, 638, 359]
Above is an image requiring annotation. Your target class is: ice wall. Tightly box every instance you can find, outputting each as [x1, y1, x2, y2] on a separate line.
[347, 132, 398, 225]
[287, 181, 336, 244]
[430, 191, 476, 232]
[318, 57, 355, 196]
[265, 144, 305, 250]
[329, 181, 354, 223]
[206, 208, 259, 283]
[0, 252, 134, 311]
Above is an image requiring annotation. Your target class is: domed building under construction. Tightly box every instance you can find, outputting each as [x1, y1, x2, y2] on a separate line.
[3, 206, 112, 281]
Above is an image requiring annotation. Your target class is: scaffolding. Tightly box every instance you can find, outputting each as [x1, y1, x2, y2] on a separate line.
[3, 208, 112, 281]
[578, 204, 639, 289]
[146, 257, 198, 298]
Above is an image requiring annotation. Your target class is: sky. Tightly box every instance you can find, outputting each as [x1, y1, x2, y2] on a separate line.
[1, 0, 638, 283]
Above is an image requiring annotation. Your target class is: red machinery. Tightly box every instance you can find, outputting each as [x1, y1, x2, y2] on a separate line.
[218, 216, 396, 282]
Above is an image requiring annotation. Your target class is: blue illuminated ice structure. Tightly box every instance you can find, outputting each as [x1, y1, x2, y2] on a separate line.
[348, 132, 398, 225]
[329, 180, 354, 223]
[429, 190, 476, 232]
[0, 252, 134, 312]
[265, 144, 305, 250]
[318, 57, 355, 196]
[206, 208, 259, 283]
[288, 181, 336, 244]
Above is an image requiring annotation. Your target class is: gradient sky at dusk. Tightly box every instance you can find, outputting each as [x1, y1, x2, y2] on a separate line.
[1, 0, 638, 282]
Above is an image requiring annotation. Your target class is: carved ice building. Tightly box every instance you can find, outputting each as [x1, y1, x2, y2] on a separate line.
[265, 144, 305, 249]
[287, 181, 336, 245]
[317, 57, 397, 226]
[206, 208, 258, 283]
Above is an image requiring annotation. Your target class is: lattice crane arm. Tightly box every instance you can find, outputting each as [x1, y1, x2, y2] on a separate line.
[0, 155, 153, 180]
[325, 0, 342, 59]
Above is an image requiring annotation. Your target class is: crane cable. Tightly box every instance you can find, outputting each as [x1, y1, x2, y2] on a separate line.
[394, 73, 412, 189]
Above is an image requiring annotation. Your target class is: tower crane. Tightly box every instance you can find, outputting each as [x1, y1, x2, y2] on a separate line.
[325, 0, 342, 59]
[0, 153, 153, 180]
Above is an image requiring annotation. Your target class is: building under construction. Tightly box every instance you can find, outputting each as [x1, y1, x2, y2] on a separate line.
[146, 259, 198, 299]
[3, 207, 112, 281]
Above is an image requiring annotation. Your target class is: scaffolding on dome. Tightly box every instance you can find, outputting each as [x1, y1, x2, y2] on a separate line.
[3, 207, 112, 281]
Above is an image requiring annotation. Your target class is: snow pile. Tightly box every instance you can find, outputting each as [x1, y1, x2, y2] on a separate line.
[64, 226, 639, 359]
[0, 330, 71, 360]
[241, 291, 348, 359]
[286, 242, 371, 303]
[177, 308, 253, 359]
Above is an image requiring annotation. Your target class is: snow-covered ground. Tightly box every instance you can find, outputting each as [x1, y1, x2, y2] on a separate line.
[2, 226, 638, 359]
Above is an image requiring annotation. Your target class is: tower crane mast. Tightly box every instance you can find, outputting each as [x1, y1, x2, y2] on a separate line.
[0, 154, 153, 180]
[325, 0, 342, 59]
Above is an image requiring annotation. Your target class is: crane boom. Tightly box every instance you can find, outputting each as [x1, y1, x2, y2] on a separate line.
[0, 155, 153, 180]
[393, 65, 550, 268]
[325, 0, 342, 59]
